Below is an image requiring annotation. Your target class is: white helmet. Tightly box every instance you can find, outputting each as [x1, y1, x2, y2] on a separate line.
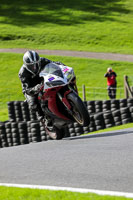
[23, 50, 41, 75]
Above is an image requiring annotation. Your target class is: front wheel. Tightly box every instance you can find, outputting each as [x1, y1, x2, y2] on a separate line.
[67, 92, 90, 126]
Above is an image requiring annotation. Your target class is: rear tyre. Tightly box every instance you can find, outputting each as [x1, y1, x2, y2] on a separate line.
[67, 92, 90, 126]
[54, 126, 65, 140]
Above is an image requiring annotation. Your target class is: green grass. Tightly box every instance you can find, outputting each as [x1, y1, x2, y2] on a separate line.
[0, 0, 133, 54]
[1, 52, 133, 121]
[85, 122, 133, 135]
[0, 186, 132, 200]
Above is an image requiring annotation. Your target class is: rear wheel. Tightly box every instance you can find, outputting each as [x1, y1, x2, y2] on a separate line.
[67, 92, 90, 126]
[43, 120, 65, 140]
[54, 126, 65, 140]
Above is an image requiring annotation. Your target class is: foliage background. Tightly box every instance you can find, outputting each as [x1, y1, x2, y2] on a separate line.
[0, 0, 133, 53]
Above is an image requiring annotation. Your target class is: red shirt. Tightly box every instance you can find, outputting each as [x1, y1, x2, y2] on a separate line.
[104, 72, 117, 86]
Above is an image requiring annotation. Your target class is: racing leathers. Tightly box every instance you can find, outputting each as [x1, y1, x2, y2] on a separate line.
[19, 57, 51, 119]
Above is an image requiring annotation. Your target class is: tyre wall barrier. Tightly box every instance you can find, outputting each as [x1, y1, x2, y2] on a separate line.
[0, 98, 133, 148]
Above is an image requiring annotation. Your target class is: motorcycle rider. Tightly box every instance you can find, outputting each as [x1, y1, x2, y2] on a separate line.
[19, 50, 51, 121]
[18, 50, 78, 129]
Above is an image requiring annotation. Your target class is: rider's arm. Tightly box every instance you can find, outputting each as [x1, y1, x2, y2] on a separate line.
[19, 68, 43, 96]
[22, 81, 43, 96]
[40, 58, 65, 71]
[40, 57, 51, 70]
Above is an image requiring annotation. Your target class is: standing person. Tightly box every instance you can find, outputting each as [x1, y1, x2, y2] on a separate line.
[104, 67, 117, 99]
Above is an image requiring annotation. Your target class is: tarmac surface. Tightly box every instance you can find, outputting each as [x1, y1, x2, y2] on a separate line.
[0, 128, 133, 193]
[1, 48, 133, 62]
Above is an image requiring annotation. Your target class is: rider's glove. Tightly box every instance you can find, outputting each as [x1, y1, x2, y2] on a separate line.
[33, 84, 43, 94]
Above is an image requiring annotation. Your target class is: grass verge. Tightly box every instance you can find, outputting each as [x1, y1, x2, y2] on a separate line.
[0, 186, 132, 200]
[85, 123, 133, 136]
[0, 52, 133, 121]
[0, 0, 133, 54]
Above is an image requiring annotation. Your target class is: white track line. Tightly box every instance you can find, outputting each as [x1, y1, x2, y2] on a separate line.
[0, 183, 133, 198]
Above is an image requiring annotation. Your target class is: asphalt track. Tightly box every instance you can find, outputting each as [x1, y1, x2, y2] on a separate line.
[0, 128, 133, 193]
[1, 48, 133, 62]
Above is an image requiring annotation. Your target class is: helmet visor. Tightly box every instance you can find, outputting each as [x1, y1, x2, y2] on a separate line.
[26, 60, 40, 74]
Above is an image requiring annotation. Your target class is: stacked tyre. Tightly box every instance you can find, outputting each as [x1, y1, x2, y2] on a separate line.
[5, 122, 13, 147]
[110, 99, 120, 111]
[83, 125, 90, 134]
[0, 122, 8, 148]
[120, 107, 132, 124]
[127, 98, 133, 107]
[18, 122, 29, 145]
[7, 101, 16, 122]
[112, 110, 122, 126]
[21, 101, 30, 122]
[73, 122, 83, 136]
[7, 101, 38, 123]
[30, 121, 41, 142]
[129, 107, 133, 121]
[102, 100, 111, 112]
[103, 111, 115, 128]
[95, 100, 102, 113]
[68, 123, 76, 137]
[1, 98, 133, 149]
[39, 122, 47, 141]
[29, 110, 37, 121]
[11, 122, 20, 146]
[87, 101, 95, 115]
[27, 121, 32, 143]
[94, 113, 105, 131]
[89, 115, 96, 132]
[119, 99, 127, 109]
[14, 101, 23, 122]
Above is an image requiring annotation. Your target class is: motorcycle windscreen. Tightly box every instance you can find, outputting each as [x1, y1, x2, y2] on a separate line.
[42, 63, 64, 78]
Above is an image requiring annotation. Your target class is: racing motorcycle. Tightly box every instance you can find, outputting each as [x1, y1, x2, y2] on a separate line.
[38, 62, 90, 139]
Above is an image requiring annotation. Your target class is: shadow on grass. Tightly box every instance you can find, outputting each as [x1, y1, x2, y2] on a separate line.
[0, 0, 130, 27]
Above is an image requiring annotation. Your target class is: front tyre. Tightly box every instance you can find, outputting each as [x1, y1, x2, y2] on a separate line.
[67, 92, 90, 126]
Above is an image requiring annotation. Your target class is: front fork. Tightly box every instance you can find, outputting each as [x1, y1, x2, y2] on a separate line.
[57, 90, 73, 115]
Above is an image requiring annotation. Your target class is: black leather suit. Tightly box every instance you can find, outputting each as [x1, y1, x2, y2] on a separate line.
[18, 57, 51, 117]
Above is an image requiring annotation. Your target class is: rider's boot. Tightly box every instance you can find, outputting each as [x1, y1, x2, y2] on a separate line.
[45, 126, 57, 140]
[41, 118, 57, 140]
[45, 118, 53, 130]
